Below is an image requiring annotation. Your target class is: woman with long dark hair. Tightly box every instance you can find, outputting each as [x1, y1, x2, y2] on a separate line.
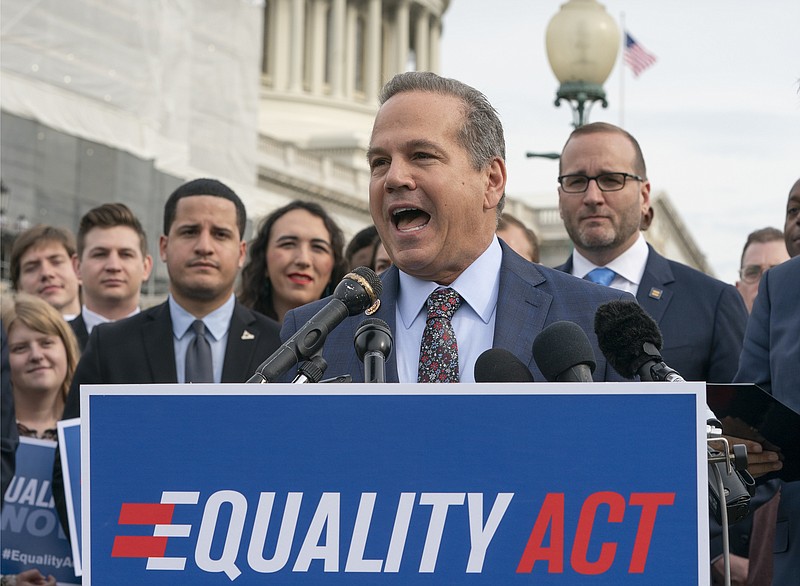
[238, 201, 347, 323]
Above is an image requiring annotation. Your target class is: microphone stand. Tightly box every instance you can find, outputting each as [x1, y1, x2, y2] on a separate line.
[292, 354, 328, 384]
[707, 424, 751, 586]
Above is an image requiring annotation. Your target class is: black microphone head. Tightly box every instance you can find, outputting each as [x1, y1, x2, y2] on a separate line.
[354, 318, 393, 362]
[474, 349, 534, 382]
[334, 266, 383, 315]
[532, 321, 597, 383]
[593, 300, 663, 379]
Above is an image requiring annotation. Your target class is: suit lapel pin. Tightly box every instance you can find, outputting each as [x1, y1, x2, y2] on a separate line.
[241, 330, 255, 340]
[649, 288, 663, 300]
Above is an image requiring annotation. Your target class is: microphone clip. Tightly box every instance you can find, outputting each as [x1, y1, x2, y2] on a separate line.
[706, 423, 754, 526]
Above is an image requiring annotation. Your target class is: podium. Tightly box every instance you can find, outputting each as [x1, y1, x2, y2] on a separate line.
[77, 382, 710, 584]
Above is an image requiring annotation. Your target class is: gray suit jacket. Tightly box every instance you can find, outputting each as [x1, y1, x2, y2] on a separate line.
[282, 243, 634, 382]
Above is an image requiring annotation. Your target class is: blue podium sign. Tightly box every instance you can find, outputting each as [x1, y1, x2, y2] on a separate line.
[1, 437, 79, 584]
[82, 383, 709, 585]
[57, 417, 83, 576]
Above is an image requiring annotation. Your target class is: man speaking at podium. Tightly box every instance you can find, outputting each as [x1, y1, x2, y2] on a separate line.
[282, 72, 630, 383]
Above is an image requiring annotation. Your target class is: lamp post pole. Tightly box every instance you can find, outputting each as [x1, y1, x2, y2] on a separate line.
[526, 151, 561, 161]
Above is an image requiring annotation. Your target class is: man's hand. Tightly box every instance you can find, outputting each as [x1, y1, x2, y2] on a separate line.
[715, 436, 782, 478]
[711, 553, 748, 586]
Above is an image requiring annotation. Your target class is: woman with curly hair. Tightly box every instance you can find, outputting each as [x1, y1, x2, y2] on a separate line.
[238, 201, 347, 323]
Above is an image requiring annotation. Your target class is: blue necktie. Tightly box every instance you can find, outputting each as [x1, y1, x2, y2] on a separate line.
[185, 320, 213, 383]
[585, 267, 616, 287]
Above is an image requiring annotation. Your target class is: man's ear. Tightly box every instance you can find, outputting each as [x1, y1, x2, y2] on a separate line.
[159, 234, 169, 263]
[72, 254, 82, 285]
[484, 157, 507, 211]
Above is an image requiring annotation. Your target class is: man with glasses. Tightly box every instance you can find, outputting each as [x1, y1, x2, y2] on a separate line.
[555, 122, 748, 383]
[735, 227, 789, 312]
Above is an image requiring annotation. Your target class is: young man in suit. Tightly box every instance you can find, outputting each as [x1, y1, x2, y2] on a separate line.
[554, 122, 748, 383]
[69, 203, 153, 350]
[281, 72, 631, 383]
[63, 178, 282, 417]
[9, 225, 81, 320]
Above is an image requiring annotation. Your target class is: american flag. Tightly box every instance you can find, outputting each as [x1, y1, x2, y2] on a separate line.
[624, 31, 656, 78]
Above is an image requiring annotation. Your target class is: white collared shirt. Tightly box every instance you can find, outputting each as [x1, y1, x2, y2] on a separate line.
[395, 236, 502, 383]
[571, 232, 650, 296]
[170, 294, 235, 383]
[81, 305, 140, 335]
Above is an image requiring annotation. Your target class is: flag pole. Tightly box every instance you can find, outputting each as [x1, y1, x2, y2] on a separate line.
[619, 12, 626, 128]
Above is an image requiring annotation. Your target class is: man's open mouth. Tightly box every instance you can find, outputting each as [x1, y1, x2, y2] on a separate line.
[393, 208, 430, 232]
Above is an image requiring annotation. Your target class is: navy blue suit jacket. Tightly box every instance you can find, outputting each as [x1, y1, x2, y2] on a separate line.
[735, 254, 800, 404]
[557, 244, 748, 383]
[734, 255, 800, 585]
[63, 300, 281, 419]
[282, 243, 634, 382]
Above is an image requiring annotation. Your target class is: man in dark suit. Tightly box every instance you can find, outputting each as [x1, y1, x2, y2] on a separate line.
[783, 178, 800, 259]
[63, 178, 281, 417]
[56, 180, 282, 541]
[732, 255, 800, 586]
[554, 122, 747, 383]
[282, 72, 631, 383]
[69, 203, 154, 351]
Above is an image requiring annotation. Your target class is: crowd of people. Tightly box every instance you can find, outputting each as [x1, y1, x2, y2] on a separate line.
[1, 71, 797, 584]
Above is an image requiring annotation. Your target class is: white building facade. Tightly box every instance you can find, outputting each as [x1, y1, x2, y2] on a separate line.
[0, 0, 710, 294]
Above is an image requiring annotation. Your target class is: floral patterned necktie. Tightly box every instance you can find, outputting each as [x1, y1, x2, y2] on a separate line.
[417, 288, 463, 383]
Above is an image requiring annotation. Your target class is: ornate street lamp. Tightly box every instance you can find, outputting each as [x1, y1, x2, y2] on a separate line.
[545, 0, 620, 128]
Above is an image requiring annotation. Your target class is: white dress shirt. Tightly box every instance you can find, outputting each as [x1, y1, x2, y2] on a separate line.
[571, 232, 650, 296]
[169, 294, 235, 384]
[81, 305, 140, 335]
[395, 236, 502, 383]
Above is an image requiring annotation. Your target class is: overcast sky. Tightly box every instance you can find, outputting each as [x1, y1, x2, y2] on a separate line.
[439, 0, 799, 282]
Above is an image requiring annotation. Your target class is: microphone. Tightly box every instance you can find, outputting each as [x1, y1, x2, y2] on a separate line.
[247, 267, 383, 383]
[532, 321, 596, 382]
[593, 300, 684, 381]
[593, 300, 752, 541]
[354, 318, 393, 383]
[474, 349, 534, 382]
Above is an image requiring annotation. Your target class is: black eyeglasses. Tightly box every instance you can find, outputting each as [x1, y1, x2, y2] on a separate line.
[739, 264, 777, 284]
[558, 172, 644, 193]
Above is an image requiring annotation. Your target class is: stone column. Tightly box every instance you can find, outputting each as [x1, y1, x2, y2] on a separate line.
[428, 14, 441, 73]
[414, 5, 429, 71]
[395, 0, 409, 74]
[365, 0, 382, 101]
[289, 0, 306, 92]
[309, 0, 327, 95]
[330, 0, 346, 98]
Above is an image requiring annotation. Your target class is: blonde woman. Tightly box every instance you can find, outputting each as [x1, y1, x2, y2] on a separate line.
[3, 294, 79, 440]
[2, 294, 79, 586]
